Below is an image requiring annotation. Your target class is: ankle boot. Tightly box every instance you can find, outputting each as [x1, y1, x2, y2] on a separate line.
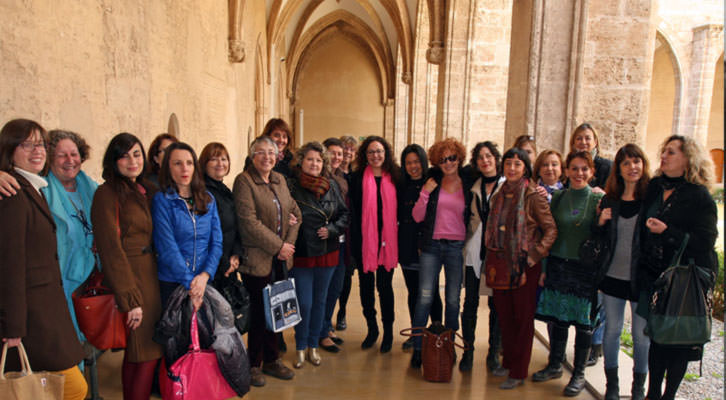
[380, 323, 393, 353]
[361, 320, 379, 349]
[604, 367, 619, 400]
[563, 346, 589, 397]
[631, 372, 647, 400]
[586, 343, 602, 367]
[459, 350, 474, 372]
[410, 349, 422, 368]
[532, 325, 567, 382]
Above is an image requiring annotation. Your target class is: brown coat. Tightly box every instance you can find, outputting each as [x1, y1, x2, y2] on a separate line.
[0, 172, 84, 371]
[233, 167, 301, 277]
[91, 182, 162, 362]
[523, 183, 558, 263]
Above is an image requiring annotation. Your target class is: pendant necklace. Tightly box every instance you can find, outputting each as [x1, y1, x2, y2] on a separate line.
[567, 191, 589, 226]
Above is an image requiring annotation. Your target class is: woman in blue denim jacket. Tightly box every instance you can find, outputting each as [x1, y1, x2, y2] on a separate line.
[152, 142, 223, 310]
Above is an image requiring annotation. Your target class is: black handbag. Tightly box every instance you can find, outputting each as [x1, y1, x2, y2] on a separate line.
[218, 272, 251, 335]
[578, 232, 609, 279]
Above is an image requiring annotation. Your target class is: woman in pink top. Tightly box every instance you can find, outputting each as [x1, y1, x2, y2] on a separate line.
[409, 138, 474, 368]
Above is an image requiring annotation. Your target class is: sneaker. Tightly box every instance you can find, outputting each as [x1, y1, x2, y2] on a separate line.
[491, 366, 509, 377]
[499, 378, 524, 389]
[262, 359, 295, 380]
[250, 367, 266, 387]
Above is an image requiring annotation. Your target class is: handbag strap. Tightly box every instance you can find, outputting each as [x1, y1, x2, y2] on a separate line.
[670, 233, 690, 267]
[0, 342, 33, 379]
[190, 312, 201, 352]
[399, 327, 425, 338]
[270, 260, 289, 282]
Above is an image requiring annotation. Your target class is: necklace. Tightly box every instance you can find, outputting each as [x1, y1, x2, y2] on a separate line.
[567, 190, 590, 227]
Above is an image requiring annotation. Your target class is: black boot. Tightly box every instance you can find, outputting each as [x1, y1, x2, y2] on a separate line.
[380, 322, 393, 353]
[532, 325, 567, 382]
[277, 332, 287, 353]
[361, 319, 379, 349]
[604, 367, 619, 400]
[410, 349, 422, 368]
[459, 350, 473, 372]
[631, 372, 647, 400]
[485, 301, 503, 371]
[460, 311, 476, 372]
[563, 345, 589, 397]
[586, 343, 602, 367]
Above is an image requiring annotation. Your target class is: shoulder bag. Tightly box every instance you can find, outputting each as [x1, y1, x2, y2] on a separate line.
[262, 261, 302, 332]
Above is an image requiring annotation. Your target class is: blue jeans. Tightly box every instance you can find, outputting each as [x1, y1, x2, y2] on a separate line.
[413, 239, 464, 350]
[602, 293, 650, 373]
[592, 292, 605, 345]
[320, 246, 347, 337]
[290, 266, 336, 350]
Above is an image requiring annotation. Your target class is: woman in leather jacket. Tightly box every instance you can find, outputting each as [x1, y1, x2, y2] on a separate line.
[287, 141, 349, 368]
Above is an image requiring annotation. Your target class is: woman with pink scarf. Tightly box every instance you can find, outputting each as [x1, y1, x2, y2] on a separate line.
[348, 136, 400, 353]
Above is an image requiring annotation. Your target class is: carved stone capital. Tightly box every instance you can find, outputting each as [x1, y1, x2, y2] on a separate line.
[402, 71, 411, 84]
[228, 39, 245, 63]
[426, 42, 445, 64]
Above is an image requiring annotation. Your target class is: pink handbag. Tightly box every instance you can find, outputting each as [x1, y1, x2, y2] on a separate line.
[160, 312, 237, 400]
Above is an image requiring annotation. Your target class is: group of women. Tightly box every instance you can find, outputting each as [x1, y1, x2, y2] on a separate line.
[0, 116, 718, 400]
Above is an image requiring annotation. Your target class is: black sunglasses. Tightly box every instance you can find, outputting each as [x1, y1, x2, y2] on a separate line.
[440, 154, 458, 164]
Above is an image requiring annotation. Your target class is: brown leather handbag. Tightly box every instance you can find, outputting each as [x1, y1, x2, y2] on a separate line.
[72, 269, 127, 350]
[485, 249, 524, 290]
[400, 323, 468, 382]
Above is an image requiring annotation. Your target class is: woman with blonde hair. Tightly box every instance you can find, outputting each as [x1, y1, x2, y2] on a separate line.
[569, 123, 612, 190]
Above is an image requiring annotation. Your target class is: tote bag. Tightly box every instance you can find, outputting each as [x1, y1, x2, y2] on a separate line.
[0, 343, 64, 400]
[262, 261, 302, 332]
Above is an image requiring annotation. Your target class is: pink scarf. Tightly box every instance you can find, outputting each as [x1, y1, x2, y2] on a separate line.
[361, 165, 398, 273]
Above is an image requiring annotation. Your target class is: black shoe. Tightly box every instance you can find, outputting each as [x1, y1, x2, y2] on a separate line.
[486, 349, 502, 372]
[380, 325, 393, 353]
[631, 372, 647, 400]
[410, 350, 422, 368]
[531, 364, 563, 382]
[586, 343, 602, 367]
[459, 350, 473, 372]
[277, 332, 287, 353]
[336, 314, 347, 331]
[319, 339, 341, 353]
[330, 336, 344, 346]
[402, 337, 414, 351]
[563, 346, 589, 397]
[361, 327, 379, 349]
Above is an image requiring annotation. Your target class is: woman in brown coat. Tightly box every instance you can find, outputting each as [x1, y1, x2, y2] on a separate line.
[0, 119, 87, 400]
[91, 133, 162, 400]
[233, 136, 302, 387]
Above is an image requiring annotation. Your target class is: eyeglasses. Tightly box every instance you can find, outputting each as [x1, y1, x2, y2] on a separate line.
[19, 141, 46, 152]
[72, 209, 93, 237]
[253, 150, 277, 158]
[440, 154, 458, 164]
[367, 149, 384, 156]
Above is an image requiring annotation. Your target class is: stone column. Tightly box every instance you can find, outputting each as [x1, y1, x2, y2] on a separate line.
[680, 24, 724, 145]
[383, 98, 396, 144]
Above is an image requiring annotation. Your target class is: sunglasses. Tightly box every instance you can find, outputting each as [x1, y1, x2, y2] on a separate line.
[440, 154, 458, 164]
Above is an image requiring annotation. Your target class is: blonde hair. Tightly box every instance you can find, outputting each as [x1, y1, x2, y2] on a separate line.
[656, 135, 715, 189]
[569, 123, 600, 154]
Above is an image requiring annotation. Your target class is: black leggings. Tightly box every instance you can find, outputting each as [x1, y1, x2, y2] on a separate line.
[646, 347, 689, 400]
[358, 264, 394, 325]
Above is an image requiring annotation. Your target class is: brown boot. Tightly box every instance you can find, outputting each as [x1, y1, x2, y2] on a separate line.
[262, 359, 295, 380]
[250, 367, 266, 387]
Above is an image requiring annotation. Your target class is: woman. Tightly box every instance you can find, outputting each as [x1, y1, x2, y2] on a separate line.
[199, 142, 243, 287]
[0, 119, 87, 400]
[639, 135, 717, 400]
[513, 135, 537, 162]
[319, 137, 349, 352]
[348, 136, 399, 353]
[596, 144, 651, 400]
[569, 123, 611, 190]
[92, 132, 163, 400]
[534, 151, 603, 396]
[233, 136, 301, 387]
[398, 144, 442, 351]
[147, 133, 178, 188]
[287, 141, 349, 367]
[486, 147, 557, 390]
[263, 118, 294, 177]
[533, 150, 565, 201]
[152, 142, 223, 308]
[335, 134, 358, 331]
[409, 138, 471, 367]
[460, 141, 504, 372]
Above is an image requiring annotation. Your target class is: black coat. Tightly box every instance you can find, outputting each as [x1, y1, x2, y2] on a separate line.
[204, 175, 243, 284]
[397, 176, 426, 266]
[288, 173, 349, 258]
[418, 167, 475, 251]
[591, 156, 612, 189]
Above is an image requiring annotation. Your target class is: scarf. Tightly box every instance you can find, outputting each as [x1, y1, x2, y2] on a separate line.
[361, 166, 398, 273]
[298, 170, 330, 199]
[659, 175, 686, 191]
[485, 178, 529, 275]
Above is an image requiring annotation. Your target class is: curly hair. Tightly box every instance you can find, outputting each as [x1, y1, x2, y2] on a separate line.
[656, 135, 715, 189]
[533, 150, 564, 183]
[428, 138, 466, 166]
[604, 143, 650, 201]
[295, 141, 329, 175]
[469, 141, 501, 174]
[48, 130, 91, 163]
[569, 122, 601, 154]
[354, 136, 400, 182]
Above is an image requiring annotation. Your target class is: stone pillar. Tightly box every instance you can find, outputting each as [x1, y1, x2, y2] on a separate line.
[394, 47, 409, 156]
[680, 24, 724, 145]
[383, 98, 396, 144]
[410, 1, 439, 150]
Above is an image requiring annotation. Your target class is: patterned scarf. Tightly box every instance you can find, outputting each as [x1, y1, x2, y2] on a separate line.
[485, 178, 529, 276]
[298, 170, 330, 199]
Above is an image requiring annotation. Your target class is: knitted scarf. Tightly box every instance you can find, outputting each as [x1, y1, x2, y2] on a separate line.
[361, 166, 398, 273]
[485, 178, 529, 276]
[298, 170, 330, 199]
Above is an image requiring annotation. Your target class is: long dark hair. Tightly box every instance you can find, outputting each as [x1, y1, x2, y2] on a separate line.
[148, 133, 178, 175]
[354, 136, 400, 182]
[158, 142, 211, 214]
[469, 141, 501, 175]
[400, 144, 428, 182]
[101, 132, 150, 200]
[604, 144, 650, 201]
[501, 147, 533, 179]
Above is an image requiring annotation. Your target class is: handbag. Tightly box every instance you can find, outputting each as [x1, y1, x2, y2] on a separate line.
[578, 231, 610, 283]
[646, 234, 715, 346]
[484, 249, 524, 290]
[217, 272, 251, 335]
[160, 312, 237, 400]
[262, 261, 302, 332]
[0, 342, 64, 400]
[400, 323, 468, 382]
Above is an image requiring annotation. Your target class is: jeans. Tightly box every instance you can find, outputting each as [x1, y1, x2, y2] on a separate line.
[320, 246, 347, 337]
[592, 292, 605, 345]
[290, 266, 336, 350]
[413, 239, 464, 349]
[602, 293, 650, 373]
[401, 264, 442, 325]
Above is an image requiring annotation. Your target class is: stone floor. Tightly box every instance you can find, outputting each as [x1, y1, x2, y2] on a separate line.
[89, 270, 599, 400]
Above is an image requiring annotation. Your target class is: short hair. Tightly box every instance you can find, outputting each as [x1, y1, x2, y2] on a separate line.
[400, 144, 428, 181]
[427, 138, 466, 166]
[48, 130, 91, 164]
[656, 135, 715, 189]
[199, 142, 231, 178]
[249, 136, 279, 156]
[262, 118, 293, 152]
[564, 151, 596, 185]
[469, 141, 501, 174]
[295, 141, 329, 175]
[604, 143, 650, 201]
[533, 150, 565, 182]
[323, 137, 343, 149]
[148, 133, 178, 174]
[501, 147, 533, 179]
[0, 119, 48, 173]
[158, 142, 212, 214]
[340, 135, 358, 147]
[513, 135, 537, 154]
[354, 136, 400, 182]
[569, 122, 601, 154]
